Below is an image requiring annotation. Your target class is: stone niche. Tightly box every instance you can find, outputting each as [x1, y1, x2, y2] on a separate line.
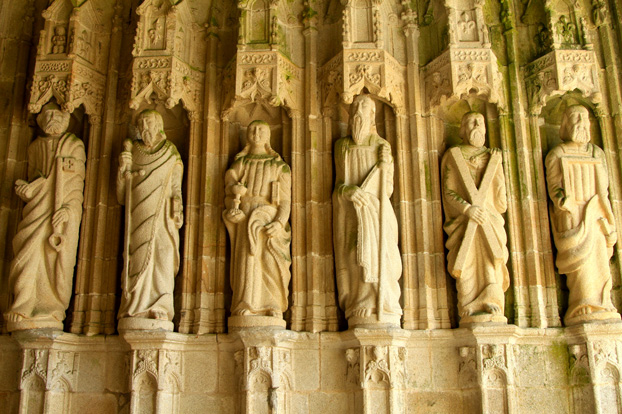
[1, 0, 622, 414]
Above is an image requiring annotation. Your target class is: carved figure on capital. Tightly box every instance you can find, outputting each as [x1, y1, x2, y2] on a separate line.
[333, 94, 402, 328]
[441, 112, 509, 326]
[545, 104, 620, 325]
[117, 109, 183, 331]
[5, 102, 86, 331]
[224, 120, 292, 329]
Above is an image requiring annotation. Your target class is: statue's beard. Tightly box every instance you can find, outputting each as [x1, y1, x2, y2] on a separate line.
[352, 113, 371, 144]
[468, 128, 485, 147]
[43, 120, 66, 135]
[570, 124, 590, 143]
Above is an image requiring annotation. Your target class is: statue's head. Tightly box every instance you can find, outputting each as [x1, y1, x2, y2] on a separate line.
[350, 94, 376, 144]
[246, 120, 271, 151]
[560, 105, 590, 144]
[459, 112, 486, 148]
[36, 102, 70, 136]
[136, 109, 166, 148]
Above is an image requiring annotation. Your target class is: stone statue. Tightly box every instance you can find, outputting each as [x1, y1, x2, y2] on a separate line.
[117, 109, 183, 331]
[545, 104, 620, 325]
[223, 120, 292, 328]
[4, 102, 86, 331]
[441, 111, 509, 326]
[333, 94, 402, 328]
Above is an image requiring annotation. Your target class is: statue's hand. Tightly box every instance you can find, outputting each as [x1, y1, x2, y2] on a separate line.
[379, 144, 392, 164]
[346, 187, 368, 207]
[466, 205, 486, 225]
[265, 221, 283, 238]
[52, 207, 70, 229]
[119, 151, 133, 175]
[15, 179, 34, 201]
[225, 208, 245, 223]
[489, 147, 502, 155]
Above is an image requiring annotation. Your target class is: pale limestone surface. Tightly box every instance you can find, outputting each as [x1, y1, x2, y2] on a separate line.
[224, 121, 292, 329]
[2, 0, 622, 413]
[441, 112, 509, 326]
[333, 95, 402, 328]
[117, 110, 183, 331]
[5, 104, 86, 332]
[545, 105, 620, 326]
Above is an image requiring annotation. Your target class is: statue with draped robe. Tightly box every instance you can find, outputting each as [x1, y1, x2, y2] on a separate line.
[333, 94, 402, 328]
[224, 120, 292, 328]
[441, 112, 509, 326]
[117, 109, 183, 331]
[5, 102, 86, 331]
[546, 104, 620, 325]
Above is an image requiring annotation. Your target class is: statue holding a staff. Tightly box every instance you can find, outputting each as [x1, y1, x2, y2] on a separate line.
[117, 109, 183, 331]
[333, 94, 402, 328]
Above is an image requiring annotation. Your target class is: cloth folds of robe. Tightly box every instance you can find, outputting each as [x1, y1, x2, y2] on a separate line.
[333, 135, 402, 320]
[118, 140, 183, 321]
[224, 154, 292, 316]
[8, 133, 86, 322]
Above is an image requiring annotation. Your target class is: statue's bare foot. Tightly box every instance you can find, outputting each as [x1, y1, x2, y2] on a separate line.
[576, 305, 593, 316]
[352, 308, 371, 318]
[150, 310, 168, 320]
[484, 303, 501, 315]
[267, 309, 282, 318]
[5, 312, 23, 323]
[235, 309, 251, 316]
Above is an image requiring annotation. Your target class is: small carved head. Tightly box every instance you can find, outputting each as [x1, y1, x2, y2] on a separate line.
[136, 109, 166, 148]
[560, 104, 590, 144]
[459, 111, 486, 148]
[37, 102, 70, 136]
[247, 120, 271, 150]
[350, 94, 376, 144]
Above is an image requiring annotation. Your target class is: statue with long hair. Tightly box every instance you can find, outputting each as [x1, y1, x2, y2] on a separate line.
[223, 120, 292, 328]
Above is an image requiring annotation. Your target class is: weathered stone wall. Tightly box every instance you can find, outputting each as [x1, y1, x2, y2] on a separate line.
[2, 0, 622, 413]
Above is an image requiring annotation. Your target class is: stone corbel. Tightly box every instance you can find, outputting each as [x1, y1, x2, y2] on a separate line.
[129, 0, 204, 112]
[28, 0, 109, 117]
[524, 49, 601, 115]
[423, 47, 505, 111]
[221, 50, 303, 119]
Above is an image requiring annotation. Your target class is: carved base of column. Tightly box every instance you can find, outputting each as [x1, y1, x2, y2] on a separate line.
[6, 318, 63, 332]
[565, 311, 621, 326]
[118, 317, 174, 332]
[228, 315, 286, 329]
[347, 314, 401, 329]
[459, 313, 507, 328]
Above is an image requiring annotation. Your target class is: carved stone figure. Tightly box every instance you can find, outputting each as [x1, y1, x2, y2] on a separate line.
[545, 105, 620, 325]
[51, 26, 66, 54]
[441, 112, 509, 326]
[333, 94, 402, 328]
[4, 102, 86, 331]
[223, 120, 292, 328]
[117, 109, 183, 331]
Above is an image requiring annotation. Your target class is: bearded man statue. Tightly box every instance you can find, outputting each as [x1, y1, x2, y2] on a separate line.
[5, 102, 86, 331]
[546, 104, 620, 325]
